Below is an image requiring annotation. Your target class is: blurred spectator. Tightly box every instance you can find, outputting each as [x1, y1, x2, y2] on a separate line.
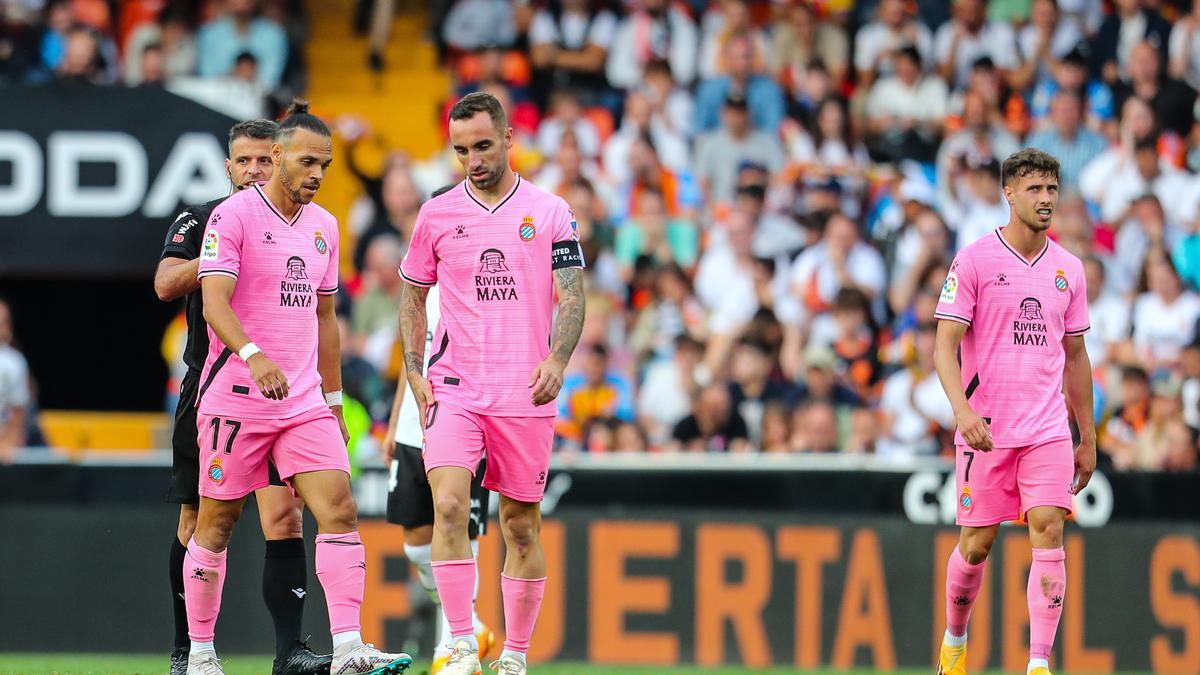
[231, 49, 258, 83]
[1113, 40, 1198, 139]
[441, 0, 516, 51]
[1091, 136, 1199, 230]
[607, 0, 698, 89]
[535, 128, 604, 195]
[698, 0, 772, 83]
[936, 90, 1020, 206]
[790, 400, 838, 453]
[1111, 194, 1183, 298]
[880, 190, 948, 306]
[537, 88, 601, 160]
[55, 24, 106, 84]
[559, 344, 635, 443]
[823, 287, 883, 402]
[0, 298, 30, 462]
[1026, 88, 1108, 189]
[562, 178, 623, 296]
[760, 402, 791, 453]
[1078, 96, 1169, 212]
[693, 91, 785, 205]
[1132, 250, 1200, 367]
[877, 321, 954, 458]
[609, 129, 699, 223]
[784, 58, 834, 130]
[641, 57, 694, 140]
[1100, 365, 1151, 469]
[789, 212, 886, 330]
[628, 263, 706, 363]
[614, 187, 698, 278]
[196, 0, 287, 89]
[933, 0, 1019, 90]
[794, 344, 863, 410]
[638, 334, 703, 446]
[1181, 342, 1200, 432]
[1092, 0, 1170, 85]
[350, 160, 422, 272]
[604, 87, 690, 179]
[123, 7, 196, 86]
[1127, 376, 1197, 471]
[694, 29, 785, 134]
[943, 157, 1008, 250]
[528, 0, 618, 108]
[352, 235, 405, 376]
[786, 96, 870, 192]
[695, 209, 760, 365]
[1169, 0, 1200, 90]
[669, 381, 750, 452]
[770, 0, 848, 87]
[853, 0, 932, 89]
[864, 45, 948, 164]
[735, 171, 806, 259]
[727, 337, 794, 448]
[132, 41, 165, 86]
[1011, 0, 1084, 91]
[1083, 255, 1132, 368]
[843, 408, 879, 454]
[1028, 46, 1115, 130]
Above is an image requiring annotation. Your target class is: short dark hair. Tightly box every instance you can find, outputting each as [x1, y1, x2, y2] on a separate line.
[1134, 135, 1160, 154]
[1001, 148, 1060, 186]
[276, 99, 331, 144]
[448, 91, 508, 131]
[227, 118, 278, 155]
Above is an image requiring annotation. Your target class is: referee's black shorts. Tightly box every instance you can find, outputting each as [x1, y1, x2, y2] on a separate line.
[387, 442, 489, 538]
[166, 368, 283, 505]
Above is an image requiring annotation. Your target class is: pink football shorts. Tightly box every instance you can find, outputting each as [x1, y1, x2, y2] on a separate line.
[422, 400, 555, 502]
[197, 404, 349, 500]
[955, 437, 1076, 526]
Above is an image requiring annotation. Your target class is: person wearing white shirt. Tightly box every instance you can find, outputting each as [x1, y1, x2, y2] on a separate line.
[1082, 256, 1131, 366]
[864, 45, 948, 162]
[1169, 1, 1200, 90]
[789, 213, 887, 325]
[0, 299, 30, 462]
[1132, 253, 1200, 365]
[934, 0, 1019, 89]
[877, 322, 955, 459]
[528, 0, 618, 102]
[854, 0, 933, 86]
[1014, 0, 1085, 89]
[1088, 136, 1200, 228]
[940, 159, 1010, 250]
[606, 0, 698, 88]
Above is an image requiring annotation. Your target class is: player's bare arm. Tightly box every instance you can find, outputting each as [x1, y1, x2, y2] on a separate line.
[530, 266, 586, 406]
[1062, 334, 1097, 493]
[933, 318, 993, 450]
[154, 257, 201, 302]
[200, 275, 289, 400]
[399, 282, 433, 422]
[316, 293, 349, 443]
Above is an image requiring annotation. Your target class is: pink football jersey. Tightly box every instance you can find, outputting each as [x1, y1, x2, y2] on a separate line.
[400, 175, 585, 417]
[196, 185, 340, 419]
[935, 229, 1090, 447]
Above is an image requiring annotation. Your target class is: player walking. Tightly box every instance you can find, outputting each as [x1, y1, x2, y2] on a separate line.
[155, 118, 329, 675]
[184, 101, 411, 675]
[398, 92, 586, 675]
[933, 148, 1096, 675]
[384, 274, 495, 673]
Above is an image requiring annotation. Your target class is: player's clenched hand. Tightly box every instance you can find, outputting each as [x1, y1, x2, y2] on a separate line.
[247, 353, 289, 400]
[529, 356, 566, 406]
[1072, 436, 1097, 494]
[955, 408, 993, 451]
[407, 373, 435, 430]
[331, 405, 350, 445]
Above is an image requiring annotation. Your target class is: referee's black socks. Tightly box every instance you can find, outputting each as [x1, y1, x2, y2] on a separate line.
[169, 537, 189, 651]
[263, 538, 308, 658]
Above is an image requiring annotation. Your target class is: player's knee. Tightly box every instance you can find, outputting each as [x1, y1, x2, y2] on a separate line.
[200, 510, 240, 548]
[321, 492, 358, 532]
[433, 491, 470, 529]
[177, 508, 199, 544]
[960, 532, 997, 563]
[1030, 517, 1065, 547]
[262, 506, 304, 540]
[500, 510, 539, 554]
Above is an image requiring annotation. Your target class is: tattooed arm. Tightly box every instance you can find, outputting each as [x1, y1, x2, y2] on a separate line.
[530, 267, 586, 406]
[399, 282, 433, 422]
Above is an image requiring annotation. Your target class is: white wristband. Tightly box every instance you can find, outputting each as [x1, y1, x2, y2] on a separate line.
[324, 390, 343, 406]
[238, 342, 261, 361]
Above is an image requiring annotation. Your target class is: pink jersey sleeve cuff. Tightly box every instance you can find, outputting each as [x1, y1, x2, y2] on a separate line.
[400, 269, 435, 287]
[198, 268, 238, 280]
[1064, 325, 1090, 336]
[934, 311, 971, 325]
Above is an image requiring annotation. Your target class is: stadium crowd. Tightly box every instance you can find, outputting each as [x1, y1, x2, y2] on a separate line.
[3, 0, 1200, 474]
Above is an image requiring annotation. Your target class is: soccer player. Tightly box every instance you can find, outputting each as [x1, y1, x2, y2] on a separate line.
[398, 92, 586, 675]
[384, 275, 495, 673]
[155, 118, 329, 675]
[933, 148, 1096, 675]
[184, 101, 411, 675]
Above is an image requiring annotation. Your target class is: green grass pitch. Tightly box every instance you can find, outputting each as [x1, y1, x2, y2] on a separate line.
[0, 654, 1007, 675]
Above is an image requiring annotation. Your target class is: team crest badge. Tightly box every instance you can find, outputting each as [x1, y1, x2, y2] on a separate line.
[959, 486, 973, 512]
[314, 230, 328, 254]
[1054, 269, 1068, 292]
[208, 457, 225, 484]
[519, 215, 536, 242]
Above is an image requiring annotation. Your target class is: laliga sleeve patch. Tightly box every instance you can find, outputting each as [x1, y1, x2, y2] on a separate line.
[202, 231, 220, 260]
[941, 271, 958, 303]
[551, 239, 585, 269]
